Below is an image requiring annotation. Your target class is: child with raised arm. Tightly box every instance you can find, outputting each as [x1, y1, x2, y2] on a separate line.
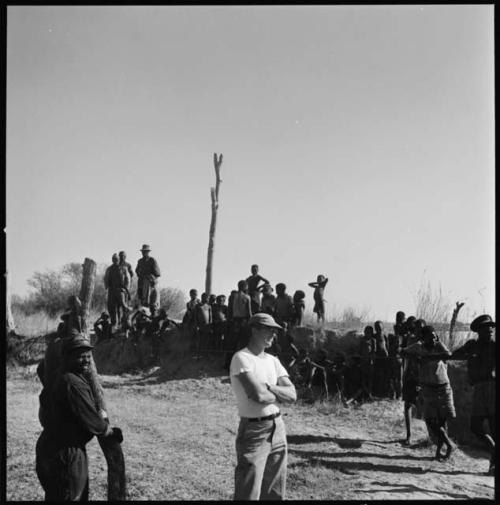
[308, 275, 329, 324]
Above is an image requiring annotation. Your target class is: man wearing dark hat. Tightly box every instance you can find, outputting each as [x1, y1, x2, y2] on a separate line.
[450, 314, 496, 475]
[35, 333, 123, 501]
[135, 244, 161, 316]
[230, 313, 296, 500]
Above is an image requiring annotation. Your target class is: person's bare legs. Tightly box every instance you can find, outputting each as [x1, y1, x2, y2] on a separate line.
[403, 402, 413, 445]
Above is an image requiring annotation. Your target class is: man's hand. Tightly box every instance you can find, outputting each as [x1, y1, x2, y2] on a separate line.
[111, 427, 124, 444]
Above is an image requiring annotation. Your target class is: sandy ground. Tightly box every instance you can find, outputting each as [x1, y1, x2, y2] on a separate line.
[6, 364, 495, 500]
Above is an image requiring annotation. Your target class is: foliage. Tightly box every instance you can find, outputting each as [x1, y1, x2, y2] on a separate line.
[12, 262, 109, 317]
[159, 287, 186, 319]
[412, 275, 451, 325]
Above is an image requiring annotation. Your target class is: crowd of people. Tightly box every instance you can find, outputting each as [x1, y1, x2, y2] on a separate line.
[33, 244, 495, 500]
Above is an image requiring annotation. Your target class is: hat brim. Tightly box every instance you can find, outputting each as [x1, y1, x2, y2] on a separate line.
[64, 344, 94, 354]
[259, 321, 283, 330]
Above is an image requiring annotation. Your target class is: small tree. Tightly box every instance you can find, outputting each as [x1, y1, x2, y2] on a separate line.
[159, 287, 186, 319]
[413, 276, 451, 325]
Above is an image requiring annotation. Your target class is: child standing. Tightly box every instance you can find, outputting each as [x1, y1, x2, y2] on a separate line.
[308, 275, 329, 324]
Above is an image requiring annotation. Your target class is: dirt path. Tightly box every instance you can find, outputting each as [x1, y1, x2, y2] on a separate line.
[6, 367, 495, 500]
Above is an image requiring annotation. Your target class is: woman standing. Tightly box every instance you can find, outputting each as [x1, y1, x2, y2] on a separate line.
[401, 325, 455, 460]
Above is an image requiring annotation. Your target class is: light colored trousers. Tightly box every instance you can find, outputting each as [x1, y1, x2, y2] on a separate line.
[234, 415, 287, 500]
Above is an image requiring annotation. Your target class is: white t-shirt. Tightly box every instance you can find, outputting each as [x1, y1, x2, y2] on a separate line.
[230, 347, 289, 418]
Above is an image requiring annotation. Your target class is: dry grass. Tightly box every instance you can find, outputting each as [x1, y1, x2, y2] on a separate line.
[7, 360, 494, 501]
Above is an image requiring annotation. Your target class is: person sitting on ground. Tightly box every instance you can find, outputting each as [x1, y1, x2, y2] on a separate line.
[246, 264, 270, 314]
[308, 275, 329, 324]
[293, 348, 312, 387]
[274, 283, 294, 327]
[292, 290, 306, 327]
[449, 314, 496, 475]
[358, 325, 376, 401]
[373, 321, 390, 397]
[344, 354, 365, 405]
[330, 352, 348, 405]
[401, 325, 455, 461]
[66, 295, 85, 336]
[131, 307, 152, 335]
[93, 312, 111, 342]
[258, 283, 276, 316]
[276, 324, 300, 373]
[195, 293, 213, 351]
[307, 349, 333, 400]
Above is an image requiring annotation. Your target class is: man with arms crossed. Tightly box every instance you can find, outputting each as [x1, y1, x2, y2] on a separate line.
[230, 313, 297, 500]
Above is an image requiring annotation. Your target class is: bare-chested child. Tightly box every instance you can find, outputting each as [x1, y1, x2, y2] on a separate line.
[195, 293, 212, 352]
[308, 275, 329, 324]
[93, 312, 111, 342]
[292, 290, 306, 327]
[373, 321, 389, 397]
[358, 325, 376, 401]
[258, 283, 276, 316]
[183, 289, 200, 328]
[212, 294, 228, 351]
[246, 264, 270, 313]
[274, 283, 294, 327]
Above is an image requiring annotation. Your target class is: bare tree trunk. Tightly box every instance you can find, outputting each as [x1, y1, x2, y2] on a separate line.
[449, 301, 465, 343]
[79, 258, 97, 334]
[6, 271, 15, 333]
[205, 153, 223, 295]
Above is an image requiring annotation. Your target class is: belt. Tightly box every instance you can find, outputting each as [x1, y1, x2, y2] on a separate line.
[245, 412, 281, 423]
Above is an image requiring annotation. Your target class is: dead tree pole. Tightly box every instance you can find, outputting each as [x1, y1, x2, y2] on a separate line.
[79, 258, 97, 335]
[449, 301, 465, 342]
[6, 271, 16, 334]
[205, 153, 223, 295]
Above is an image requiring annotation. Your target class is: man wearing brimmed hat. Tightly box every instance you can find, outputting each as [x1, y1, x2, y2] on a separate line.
[135, 244, 161, 316]
[450, 314, 496, 475]
[35, 333, 123, 501]
[230, 313, 296, 500]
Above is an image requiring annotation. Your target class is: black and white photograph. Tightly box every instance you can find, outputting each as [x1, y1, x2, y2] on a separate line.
[5, 4, 495, 501]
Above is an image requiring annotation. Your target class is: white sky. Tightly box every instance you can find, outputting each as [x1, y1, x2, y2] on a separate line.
[6, 5, 495, 322]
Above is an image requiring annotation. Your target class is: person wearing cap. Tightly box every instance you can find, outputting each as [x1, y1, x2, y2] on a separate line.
[449, 314, 495, 475]
[35, 333, 122, 501]
[246, 264, 270, 314]
[401, 325, 455, 461]
[135, 244, 161, 316]
[230, 313, 297, 500]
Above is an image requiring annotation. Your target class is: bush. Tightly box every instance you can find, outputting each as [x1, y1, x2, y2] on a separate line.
[12, 262, 109, 317]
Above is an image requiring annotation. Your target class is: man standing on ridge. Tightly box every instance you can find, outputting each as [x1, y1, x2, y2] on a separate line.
[246, 264, 270, 314]
[135, 244, 161, 316]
